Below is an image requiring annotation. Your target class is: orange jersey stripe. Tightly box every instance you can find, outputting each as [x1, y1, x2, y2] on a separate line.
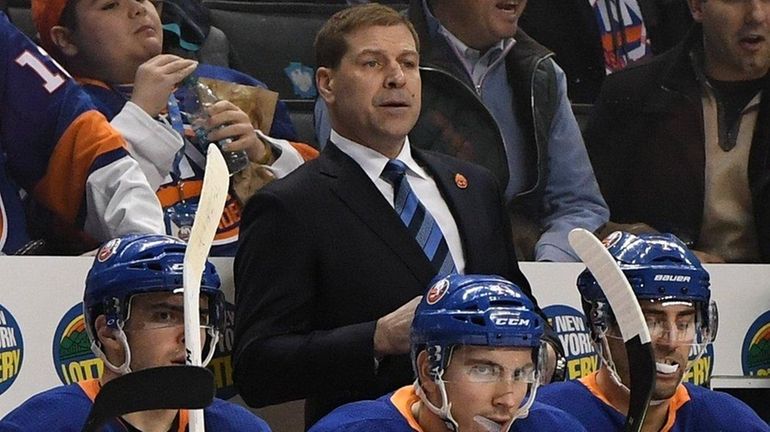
[389, 385, 424, 431]
[157, 180, 204, 207]
[33, 110, 126, 224]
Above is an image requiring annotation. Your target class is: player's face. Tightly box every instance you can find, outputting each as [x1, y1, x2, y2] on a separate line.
[68, 0, 163, 82]
[440, 346, 535, 431]
[437, 0, 527, 51]
[606, 300, 697, 401]
[642, 301, 697, 400]
[122, 292, 209, 372]
[690, 0, 770, 80]
[316, 24, 420, 156]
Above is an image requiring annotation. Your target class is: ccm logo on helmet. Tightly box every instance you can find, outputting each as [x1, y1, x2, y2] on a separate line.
[493, 317, 531, 326]
[654, 275, 691, 282]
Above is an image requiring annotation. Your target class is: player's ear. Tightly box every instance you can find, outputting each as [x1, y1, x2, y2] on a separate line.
[95, 315, 121, 350]
[416, 351, 439, 399]
[49, 25, 79, 57]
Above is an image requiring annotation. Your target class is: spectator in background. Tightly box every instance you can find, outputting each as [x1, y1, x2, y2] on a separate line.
[233, 4, 550, 427]
[538, 232, 768, 431]
[584, 0, 770, 263]
[309, 274, 585, 432]
[0, 12, 163, 255]
[32, 0, 316, 256]
[520, 0, 693, 103]
[0, 234, 271, 431]
[406, 0, 610, 261]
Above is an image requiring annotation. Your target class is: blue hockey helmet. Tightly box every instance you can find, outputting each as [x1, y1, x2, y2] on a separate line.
[411, 273, 544, 377]
[577, 231, 716, 341]
[410, 274, 546, 430]
[84, 234, 225, 348]
[578, 232, 710, 303]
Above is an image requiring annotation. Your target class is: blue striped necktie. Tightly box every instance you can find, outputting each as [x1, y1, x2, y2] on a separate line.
[381, 160, 457, 276]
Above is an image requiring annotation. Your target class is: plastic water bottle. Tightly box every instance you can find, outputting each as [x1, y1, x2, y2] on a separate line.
[179, 75, 250, 175]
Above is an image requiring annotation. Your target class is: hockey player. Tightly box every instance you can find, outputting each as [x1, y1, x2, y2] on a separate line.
[0, 234, 271, 431]
[0, 13, 163, 255]
[537, 232, 768, 431]
[309, 274, 585, 432]
[31, 0, 315, 256]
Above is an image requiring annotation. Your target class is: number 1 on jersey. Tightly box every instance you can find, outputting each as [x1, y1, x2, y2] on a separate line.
[15, 51, 66, 93]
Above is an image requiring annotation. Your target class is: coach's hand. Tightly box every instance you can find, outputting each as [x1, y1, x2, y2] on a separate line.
[373, 296, 422, 356]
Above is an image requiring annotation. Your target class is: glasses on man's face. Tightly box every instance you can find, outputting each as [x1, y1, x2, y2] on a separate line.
[451, 363, 539, 385]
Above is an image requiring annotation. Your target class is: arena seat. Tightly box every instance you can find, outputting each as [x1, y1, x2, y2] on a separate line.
[283, 99, 318, 148]
[204, 1, 408, 101]
[7, 0, 34, 39]
[203, 1, 347, 100]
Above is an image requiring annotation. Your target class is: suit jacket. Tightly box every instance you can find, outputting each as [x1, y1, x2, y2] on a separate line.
[233, 142, 532, 427]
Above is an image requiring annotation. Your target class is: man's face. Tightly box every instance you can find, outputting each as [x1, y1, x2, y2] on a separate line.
[607, 300, 697, 401]
[317, 24, 420, 154]
[439, 0, 527, 51]
[691, 0, 770, 80]
[68, 0, 163, 81]
[432, 346, 535, 431]
[121, 292, 210, 372]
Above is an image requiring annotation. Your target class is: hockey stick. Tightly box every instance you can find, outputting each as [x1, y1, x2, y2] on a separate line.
[183, 144, 229, 432]
[568, 228, 655, 432]
[81, 366, 215, 432]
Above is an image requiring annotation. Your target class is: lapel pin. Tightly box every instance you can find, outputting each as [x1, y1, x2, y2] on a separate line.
[454, 173, 468, 189]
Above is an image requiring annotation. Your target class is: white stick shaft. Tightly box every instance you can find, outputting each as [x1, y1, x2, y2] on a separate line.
[184, 144, 229, 432]
[568, 228, 651, 344]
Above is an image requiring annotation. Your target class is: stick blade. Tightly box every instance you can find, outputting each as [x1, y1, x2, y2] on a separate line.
[568, 228, 655, 432]
[81, 366, 215, 432]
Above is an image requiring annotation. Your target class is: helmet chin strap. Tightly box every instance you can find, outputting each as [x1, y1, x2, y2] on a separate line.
[595, 332, 631, 396]
[91, 325, 220, 375]
[201, 329, 219, 366]
[92, 324, 133, 376]
[415, 375, 460, 432]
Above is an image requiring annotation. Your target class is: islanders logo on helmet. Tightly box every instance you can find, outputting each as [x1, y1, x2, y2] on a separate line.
[97, 237, 121, 263]
[426, 278, 450, 305]
[0, 304, 23, 396]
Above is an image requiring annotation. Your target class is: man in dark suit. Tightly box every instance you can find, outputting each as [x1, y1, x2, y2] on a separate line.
[232, 4, 539, 427]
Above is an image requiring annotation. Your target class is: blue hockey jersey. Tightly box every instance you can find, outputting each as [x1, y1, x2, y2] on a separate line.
[537, 371, 769, 431]
[0, 378, 271, 431]
[308, 385, 587, 432]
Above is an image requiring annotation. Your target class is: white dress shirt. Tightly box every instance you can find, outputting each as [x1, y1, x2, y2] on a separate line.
[331, 130, 466, 273]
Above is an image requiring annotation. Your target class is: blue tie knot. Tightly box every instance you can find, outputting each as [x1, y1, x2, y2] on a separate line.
[381, 159, 408, 186]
